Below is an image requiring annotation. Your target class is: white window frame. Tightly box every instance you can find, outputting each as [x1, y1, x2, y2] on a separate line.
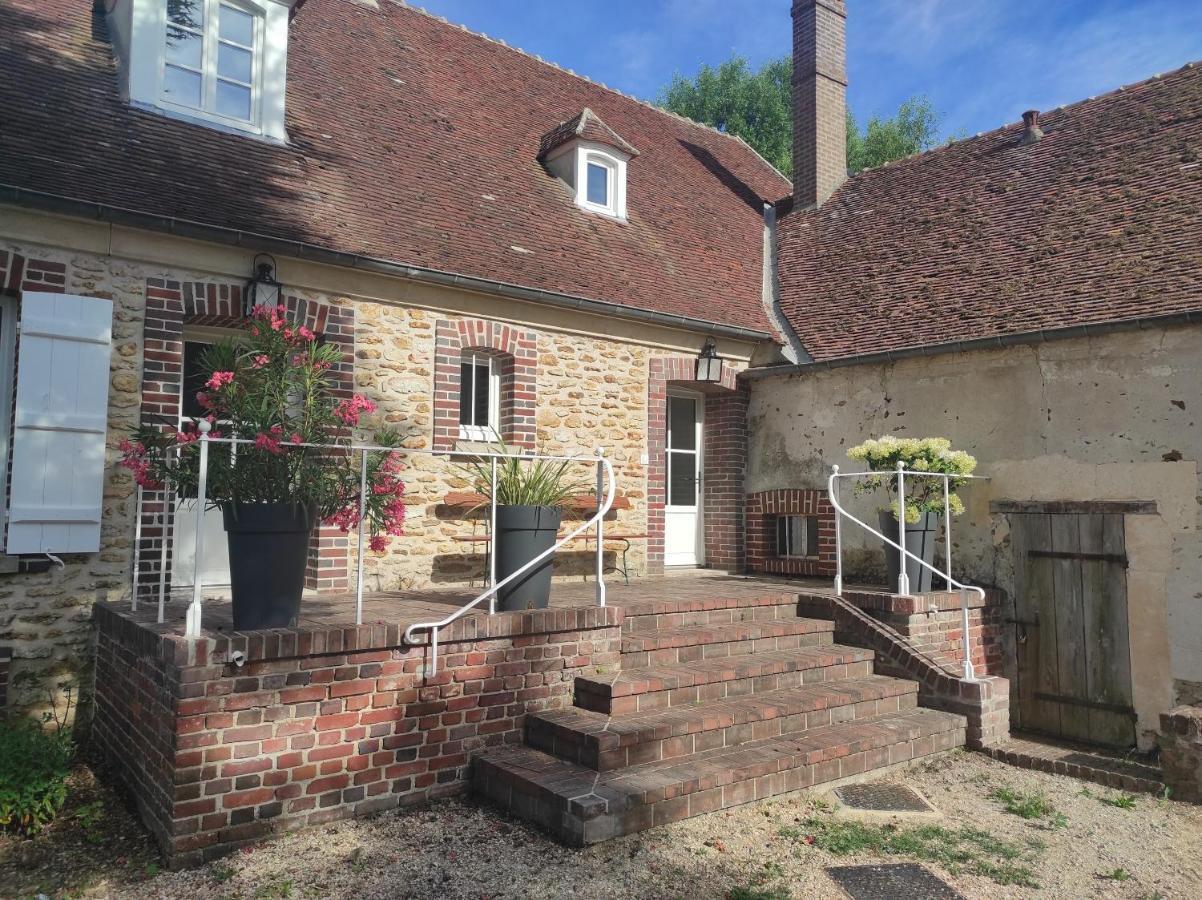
[458, 352, 500, 442]
[160, 0, 262, 127]
[120, 0, 291, 142]
[576, 147, 627, 219]
[776, 515, 819, 559]
[0, 295, 17, 527]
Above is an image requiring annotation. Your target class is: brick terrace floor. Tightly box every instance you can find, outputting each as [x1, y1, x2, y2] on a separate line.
[125, 572, 844, 638]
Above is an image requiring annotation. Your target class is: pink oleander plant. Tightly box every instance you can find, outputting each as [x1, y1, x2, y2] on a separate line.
[120, 305, 405, 551]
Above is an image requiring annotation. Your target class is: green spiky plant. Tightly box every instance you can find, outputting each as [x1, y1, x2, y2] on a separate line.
[459, 443, 590, 510]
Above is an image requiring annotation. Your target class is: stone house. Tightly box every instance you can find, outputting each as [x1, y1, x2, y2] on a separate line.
[1, 0, 1200, 863]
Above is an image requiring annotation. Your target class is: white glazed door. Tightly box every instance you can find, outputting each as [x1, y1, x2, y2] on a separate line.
[664, 392, 703, 567]
[172, 338, 232, 588]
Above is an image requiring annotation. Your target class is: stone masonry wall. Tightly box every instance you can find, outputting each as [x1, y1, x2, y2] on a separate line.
[91, 602, 621, 867]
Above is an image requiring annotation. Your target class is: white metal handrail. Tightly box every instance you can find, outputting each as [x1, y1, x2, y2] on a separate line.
[131, 426, 616, 672]
[827, 462, 990, 681]
[404, 448, 615, 677]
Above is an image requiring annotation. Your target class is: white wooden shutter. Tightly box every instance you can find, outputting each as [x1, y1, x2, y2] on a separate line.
[7, 292, 113, 555]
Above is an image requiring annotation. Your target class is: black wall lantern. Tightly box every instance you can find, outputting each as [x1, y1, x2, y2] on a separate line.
[695, 337, 724, 383]
[244, 253, 283, 317]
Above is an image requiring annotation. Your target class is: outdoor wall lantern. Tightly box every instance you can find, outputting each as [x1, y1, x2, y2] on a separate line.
[244, 253, 283, 316]
[695, 337, 725, 383]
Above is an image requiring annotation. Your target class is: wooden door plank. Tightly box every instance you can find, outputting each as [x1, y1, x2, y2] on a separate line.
[1051, 514, 1091, 742]
[1013, 515, 1060, 735]
[1082, 514, 1135, 747]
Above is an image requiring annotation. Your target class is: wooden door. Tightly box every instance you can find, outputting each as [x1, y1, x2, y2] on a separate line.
[1010, 513, 1135, 748]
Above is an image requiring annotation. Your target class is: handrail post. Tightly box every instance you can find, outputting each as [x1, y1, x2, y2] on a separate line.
[355, 449, 368, 627]
[830, 465, 843, 595]
[896, 461, 910, 595]
[158, 473, 171, 624]
[488, 456, 498, 614]
[943, 475, 954, 592]
[960, 586, 975, 681]
[131, 484, 143, 612]
[185, 424, 210, 639]
[595, 448, 606, 608]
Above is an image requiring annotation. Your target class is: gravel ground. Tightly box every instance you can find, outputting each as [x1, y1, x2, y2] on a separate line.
[11, 750, 1202, 899]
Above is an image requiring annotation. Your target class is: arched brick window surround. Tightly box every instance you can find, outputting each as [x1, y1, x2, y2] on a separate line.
[136, 280, 355, 599]
[647, 356, 746, 576]
[433, 318, 537, 451]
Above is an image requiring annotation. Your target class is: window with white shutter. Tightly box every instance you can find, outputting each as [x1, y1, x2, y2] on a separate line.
[6, 292, 114, 555]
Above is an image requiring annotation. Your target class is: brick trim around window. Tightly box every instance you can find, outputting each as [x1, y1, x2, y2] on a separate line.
[746, 489, 837, 577]
[136, 281, 355, 598]
[647, 356, 744, 575]
[432, 318, 537, 451]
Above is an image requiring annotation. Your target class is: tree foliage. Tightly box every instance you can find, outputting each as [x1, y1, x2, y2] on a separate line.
[659, 55, 942, 179]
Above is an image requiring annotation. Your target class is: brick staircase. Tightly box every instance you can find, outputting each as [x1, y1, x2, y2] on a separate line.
[473, 588, 967, 844]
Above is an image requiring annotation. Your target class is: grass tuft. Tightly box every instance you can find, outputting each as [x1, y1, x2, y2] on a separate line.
[780, 818, 1043, 888]
[988, 786, 1057, 820]
[1099, 792, 1138, 810]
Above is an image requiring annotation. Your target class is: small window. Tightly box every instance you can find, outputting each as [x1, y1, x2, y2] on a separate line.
[459, 353, 499, 440]
[776, 515, 820, 559]
[586, 162, 609, 206]
[163, 0, 259, 125]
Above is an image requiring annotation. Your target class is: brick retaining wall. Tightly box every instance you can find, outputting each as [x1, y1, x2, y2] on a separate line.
[91, 602, 621, 867]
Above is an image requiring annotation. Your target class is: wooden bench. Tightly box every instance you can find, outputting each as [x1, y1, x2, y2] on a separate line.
[452, 531, 648, 584]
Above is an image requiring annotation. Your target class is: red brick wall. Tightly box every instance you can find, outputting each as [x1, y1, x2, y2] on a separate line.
[647, 356, 744, 574]
[746, 489, 837, 577]
[91, 602, 621, 867]
[432, 318, 537, 452]
[135, 282, 355, 598]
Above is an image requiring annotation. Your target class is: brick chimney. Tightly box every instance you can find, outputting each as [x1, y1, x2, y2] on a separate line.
[792, 0, 848, 207]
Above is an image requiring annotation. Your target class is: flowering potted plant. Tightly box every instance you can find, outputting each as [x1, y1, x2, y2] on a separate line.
[121, 306, 405, 629]
[460, 447, 587, 611]
[846, 436, 977, 592]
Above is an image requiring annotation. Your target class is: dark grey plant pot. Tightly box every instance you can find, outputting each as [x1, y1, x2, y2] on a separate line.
[495, 505, 562, 612]
[878, 509, 940, 594]
[223, 502, 317, 630]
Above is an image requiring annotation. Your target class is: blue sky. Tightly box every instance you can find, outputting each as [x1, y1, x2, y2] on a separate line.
[412, 0, 1202, 138]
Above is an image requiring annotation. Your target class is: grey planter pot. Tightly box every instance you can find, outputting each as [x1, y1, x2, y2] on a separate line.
[878, 509, 940, 594]
[495, 505, 563, 612]
[223, 502, 317, 630]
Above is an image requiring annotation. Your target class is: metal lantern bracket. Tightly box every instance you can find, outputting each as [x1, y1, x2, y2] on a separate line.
[244, 253, 282, 316]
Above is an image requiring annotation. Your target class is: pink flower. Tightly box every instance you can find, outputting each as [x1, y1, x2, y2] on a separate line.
[206, 371, 235, 390]
[298, 326, 316, 341]
[333, 394, 377, 426]
[254, 430, 283, 455]
[369, 535, 388, 553]
[251, 354, 271, 369]
[290, 433, 303, 445]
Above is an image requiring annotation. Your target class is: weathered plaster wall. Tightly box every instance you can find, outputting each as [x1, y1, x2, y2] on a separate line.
[748, 327, 1202, 745]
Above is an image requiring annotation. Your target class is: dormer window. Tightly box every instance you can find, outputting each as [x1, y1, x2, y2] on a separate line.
[164, 1, 258, 123]
[539, 108, 637, 221]
[108, 0, 291, 142]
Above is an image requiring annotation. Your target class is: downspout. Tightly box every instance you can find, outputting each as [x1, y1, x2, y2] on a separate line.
[761, 203, 812, 364]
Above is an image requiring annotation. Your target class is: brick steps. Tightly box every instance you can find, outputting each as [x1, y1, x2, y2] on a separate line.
[474, 708, 966, 845]
[622, 600, 804, 634]
[576, 644, 876, 715]
[529, 674, 919, 770]
[619, 617, 833, 666]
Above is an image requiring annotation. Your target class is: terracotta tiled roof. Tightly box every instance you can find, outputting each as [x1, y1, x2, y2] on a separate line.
[538, 108, 639, 159]
[0, 0, 790, 335]
[776, 62, 1202, 362]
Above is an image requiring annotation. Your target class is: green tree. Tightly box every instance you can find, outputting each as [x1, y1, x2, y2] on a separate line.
[659, 55, 941, 178]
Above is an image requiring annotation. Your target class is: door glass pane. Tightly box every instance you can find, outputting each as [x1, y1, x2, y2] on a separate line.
[668, 451, 695, 506]
[218, 43, 252, 83]
[167, 0, 203, 30]
[668, 396, 696, 451]
[163, 65, 202, 107]
[216, 80, 252, 120]
[181, 341, 211, 420]
[219, 4, 255, 45]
